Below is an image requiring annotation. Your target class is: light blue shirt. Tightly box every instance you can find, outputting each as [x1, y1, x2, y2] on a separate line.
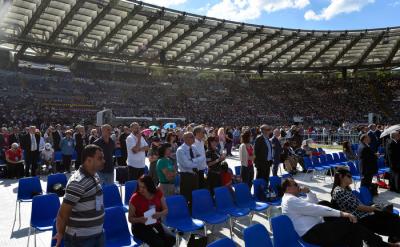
[176, 143, 206, 174]
[264, 135, 273, 161]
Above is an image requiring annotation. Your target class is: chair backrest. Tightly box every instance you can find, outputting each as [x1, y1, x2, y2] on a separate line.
[31, 194, 60, 227]
[54, 151, 62, 162]
[359, 186, 373, 205]
[207, 237, 236, 247]
[317, 148, 324, 153]
[165, 195, 191, 222]
[192, 189, 217, 218]
[234, 166, 241, 176]
[303, 157, 313, 169]
[311, 156, 321, 166]
[232, 183, 255, 207]
[214, 186, 235, 211]
[348, 162, 360, 176]
[319, 155, 327, 165]
[332, 153, 340, 162]
[269, 176, 282, 195]
[104, 206, 131, 245]
[18, 177, 43, 201]
[243, 223, 273, 247]
[102, 184, 123, 208]
[124, 180, 138, 206]
[51, 219, 64, 247]
[377, 157, 386, 169]
[271, 215, 302, 247]
[46, 173, 68, 193]
[253, 179, 267, 201]
[326, 154, 334, 164]
[338, 152, 346, 162]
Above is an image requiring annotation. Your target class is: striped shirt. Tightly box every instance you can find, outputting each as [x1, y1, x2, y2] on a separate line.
[63, 167, 104, 237]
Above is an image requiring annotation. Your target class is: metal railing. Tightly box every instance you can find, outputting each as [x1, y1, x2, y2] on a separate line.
[302, 133, 359, 145]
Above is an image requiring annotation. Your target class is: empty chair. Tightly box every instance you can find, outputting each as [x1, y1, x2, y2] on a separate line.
[124, 180, 138, 209]
[165, 195, 204, 246]
[271, 215, 319, 247]
[233, 183, 269, 213]
[326, 154, 340, 168]
[103, 184, 124, 210]
[252, 178, 281, 206]
[348, 161, 361, 187]
[243, 223, 273, 247]
[28, 193, 60, 247]
[14, 176, 43, 227]
[234, 166, 241, 176]
[332, 153, 346, 166]
[104, 206, 141, 247]
[46, 173, 68, 194]
[192, 189, 231, 236]
[207, 237, 236, 247]
[377, 157, 389, 174]
[302, 157, 315, 177]
[338, 152, 347, 162]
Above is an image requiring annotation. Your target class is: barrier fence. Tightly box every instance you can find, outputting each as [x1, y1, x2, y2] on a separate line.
[301, 133, 360, 145]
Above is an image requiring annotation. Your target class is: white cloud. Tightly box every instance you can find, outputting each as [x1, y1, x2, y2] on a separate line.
[206, 0, 310, 22]
[304, 0, 375, 21]
[142, 0, 187, 7]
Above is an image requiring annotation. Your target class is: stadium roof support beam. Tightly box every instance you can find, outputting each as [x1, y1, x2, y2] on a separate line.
[172, 21, 225, 62]
[282, 38, 321, 69]
[354, 32, 385, 68]
[190, 24, 243, 63]
[44, 0, 87, 59]
[208, 28, 261, 64]
[385, 37, 400, 66]
[133, 13, 186, 59]
[303, 38, 340, 70]
[14, 0, 51, 60]
[116, 10, 165, 54]
[96, 5, 143, 51]
[67, 0, 120, 65]
[226, 31, 281, 66]
[329, 34, 363, 67]
[261, 35, 308, 68]
[245, 33, 297, 68]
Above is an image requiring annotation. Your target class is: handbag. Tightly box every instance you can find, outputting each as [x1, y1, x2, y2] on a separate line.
[187, 234, 208, 247]
[52, 183, 65, 197]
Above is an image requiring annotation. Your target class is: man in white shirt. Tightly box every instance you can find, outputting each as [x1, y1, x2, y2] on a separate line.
[281, 178, 395, 247]
[192, 126, 207, 189]
[126, 122, 149, 180]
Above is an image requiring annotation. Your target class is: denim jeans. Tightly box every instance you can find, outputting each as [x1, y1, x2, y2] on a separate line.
[64, 232, 104, 247]
[98, 171, 114, 185]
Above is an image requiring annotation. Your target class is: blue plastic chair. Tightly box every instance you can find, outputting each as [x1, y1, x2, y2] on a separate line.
[114, 148, 122, 158]
[347, 161, 361, 187]
[165, 195, 204, 246]
[377, 157, 389, 174]
[192, 189, 231, 237]
[358, 186, 399, 215]
[71, 151, 78, 162]
[326, 154, 340, 168]
[124, 180, 138, 210]
[54, 151, 62, 162]
[51, 219, 64, 247]
[234, 166, 241, 176]
[271, 215, 320, 247]
[103, 184, 125, 211]
[338, 152, 347, 162]
[28, 193, 60, 247]
[46, 173, 68, 194]
[243, 223, 273, 247]
[14, 177, 43, 227]
[207, 237, 236, 247]
[233, 183, 269, 212]
[252, 178, 281, 206]
[104, 206, 142, 247]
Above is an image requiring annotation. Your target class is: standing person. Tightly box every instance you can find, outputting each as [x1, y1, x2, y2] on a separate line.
[60, 130, 75, 173]
[192, 126, 207, 189]
[5, 143, 24, 179]
[233, 127, 241, 149]
[53, 145, 105, 247]
[21, 126, 40, 177]
[368, 124, 380, 153]
[270, 128, 282, 176]
[94, 124, 115, 185]
[387, 131, 400, 192]
[254, 124, 273, 185]
[73, 125, 87, 170]
[156, 143, 176, 197]
[128, 175, 176, 247]
[176, 132, 205, 207]
[9, 127, 21, 146]
[217, 127, 226, 153]
[358, 134, 378, 190]
[165, 132, 178, 166]
[53, 124, 63, 151]
[89, 129, 98, 144]
[225, 128, 233, 156]
[206, 136, 226, 193]
[118, 126, 130, 166]
[126, 122, 149, 181]
[148, 136, 161, 186]
[343, 141, 357, 161]
[239, 130, 254, 188]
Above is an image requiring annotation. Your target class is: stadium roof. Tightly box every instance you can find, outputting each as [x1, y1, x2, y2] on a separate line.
[0, 0, 400, 72]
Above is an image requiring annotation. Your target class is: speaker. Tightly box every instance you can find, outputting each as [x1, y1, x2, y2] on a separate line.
[159, 49, 166, 65]
[257, 63, 264, 78]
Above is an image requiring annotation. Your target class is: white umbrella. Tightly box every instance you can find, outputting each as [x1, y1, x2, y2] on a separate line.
[380, 124, 400, 138]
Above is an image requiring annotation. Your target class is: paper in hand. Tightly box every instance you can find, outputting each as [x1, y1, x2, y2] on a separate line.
[143, 207, 157, 225]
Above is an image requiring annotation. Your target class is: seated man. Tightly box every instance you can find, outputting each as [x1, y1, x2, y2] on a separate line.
[281, 178, 399, 247]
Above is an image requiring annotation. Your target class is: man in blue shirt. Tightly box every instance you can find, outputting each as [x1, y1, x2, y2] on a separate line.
[254, 124, 273, 185]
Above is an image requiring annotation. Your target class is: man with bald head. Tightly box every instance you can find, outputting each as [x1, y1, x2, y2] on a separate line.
[254, 124, 274, 184]
[176, 131, 205, 207]
[387, 131, 400, 192]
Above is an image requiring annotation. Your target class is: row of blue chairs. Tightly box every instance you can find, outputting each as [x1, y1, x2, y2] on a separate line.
[303, 153, 348, 181]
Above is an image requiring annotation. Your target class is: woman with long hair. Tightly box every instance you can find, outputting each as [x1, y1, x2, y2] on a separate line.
[206, 136, 226, 193]
[331, 168, 400, 243]
[239, 130, 254, 188]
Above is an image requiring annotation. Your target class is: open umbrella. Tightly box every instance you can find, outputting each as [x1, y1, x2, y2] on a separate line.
[163, 122, 177, 129]
[149, 125, 160, 131]
[380, 124, 400, 138]
[142, 128, 153, 136]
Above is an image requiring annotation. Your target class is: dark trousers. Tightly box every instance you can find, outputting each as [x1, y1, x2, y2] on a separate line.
[198, 170, 207, 189]
[132, 223, 175, 247]
[180, 172, 199, 207]
[302, 218, 387, 247]
[62, 155, 72, 173]
[272, 162, 280, 176]
[226, 142, 233, 156]
[390, 170, 400, 192]
[241, 165, 254, 189]
[207, 170, 221, 195]
[25, 150, 39, 177]
[361, 174, 374, 188]
[359, 211, 400, 240]
[256, 161, 272, 185]
[75, 149, 82, 170]
[7, 162, 24, 178]
[128, 166, 145, 181]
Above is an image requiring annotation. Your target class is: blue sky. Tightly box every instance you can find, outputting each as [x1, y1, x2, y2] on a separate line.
[142, 0, 400, 30]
